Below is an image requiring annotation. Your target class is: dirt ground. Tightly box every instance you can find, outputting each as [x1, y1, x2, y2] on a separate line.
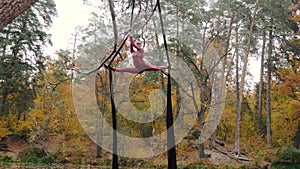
[0, 135, 256, 168]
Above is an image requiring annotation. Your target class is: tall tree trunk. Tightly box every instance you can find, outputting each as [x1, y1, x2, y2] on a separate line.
[234, 0, 259, 155]
[176, 83, 183, 130]
[198, 80, 206, 158]
[95, 73, 106, 158]
[0, 0, 38, 30]
[175, 0, 183, 131]
[266, 27, 273, 146]
[234, 20, 241, 156]
[258, 31, 266, 136]
[210, 10, 235, 150]
[198, 21, 209, 159]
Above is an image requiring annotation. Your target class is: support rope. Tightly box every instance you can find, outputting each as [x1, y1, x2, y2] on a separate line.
[97, 1, 176, 169]
[109, 68, 118, 169]
[130, 0, 135, 30]
[107, 1, 136, 169]
[157, 0, 177, 169]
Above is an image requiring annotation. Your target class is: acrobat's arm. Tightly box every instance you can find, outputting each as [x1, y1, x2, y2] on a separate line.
[130, 36, 143, 51]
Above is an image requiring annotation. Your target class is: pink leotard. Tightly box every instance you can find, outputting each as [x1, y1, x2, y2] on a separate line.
[113, 36, 168, 74]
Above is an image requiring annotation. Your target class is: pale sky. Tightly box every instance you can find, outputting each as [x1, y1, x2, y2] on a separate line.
[44, 0, 95, 57]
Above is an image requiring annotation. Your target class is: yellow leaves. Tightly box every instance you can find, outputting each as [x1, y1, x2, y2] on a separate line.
[4, 113, 34, 135]
[128, 74, 164, 111]
[271, 68, 300, 147]
[0, 127, 10, 140]
[0, 119, 11, 139]
[294, 38, 300, 46]
[20, 56, 85, 139]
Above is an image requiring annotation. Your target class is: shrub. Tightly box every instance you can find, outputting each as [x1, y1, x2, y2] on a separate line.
[276, 147, 300, 163]
[2, 155, 14, 163]
[271, 162, 300, 169]
[270, 147, 300, 168]
[102, 158, 112, 166]
[19, 146, 47, 162]
[119, 157, 146, 167]
[26, 157, 38, 164]
[39, 155, 55, 164]
[19, 146, 56, 164]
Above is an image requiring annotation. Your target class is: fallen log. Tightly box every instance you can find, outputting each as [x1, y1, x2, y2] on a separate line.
[215, 147, 252, 162]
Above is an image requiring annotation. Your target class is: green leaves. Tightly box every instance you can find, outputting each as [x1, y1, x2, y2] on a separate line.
[0, 0, 56, 117]
[276, 147, 300, 163]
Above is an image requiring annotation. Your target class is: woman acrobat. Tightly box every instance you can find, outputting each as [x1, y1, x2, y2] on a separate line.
[106, 35, 169, 74]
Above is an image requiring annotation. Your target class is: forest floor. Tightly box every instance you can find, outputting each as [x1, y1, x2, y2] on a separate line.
[0, 134, 262, 168]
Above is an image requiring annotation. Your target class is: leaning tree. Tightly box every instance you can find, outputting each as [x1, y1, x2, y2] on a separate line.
[0, 0, 38, 30]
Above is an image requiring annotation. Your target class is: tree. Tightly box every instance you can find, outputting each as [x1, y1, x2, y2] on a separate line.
[234, 0, 260, 156]
[257, 30, 266, 136]
[268, 1, 300, 148]
[170, 0, 231, 158]
[27, 49, 85, 156]
[0, 0, 56, 116]
[266, 27, 273, 145]
[258, 0, 295, 146]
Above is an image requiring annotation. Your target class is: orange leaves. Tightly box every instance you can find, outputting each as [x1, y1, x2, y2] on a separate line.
[289, 2, 300, 34]
[270, 65, 300, 147]
[275, 68, 300, 96]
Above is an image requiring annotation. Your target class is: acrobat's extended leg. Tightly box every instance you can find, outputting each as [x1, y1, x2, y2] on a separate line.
[114, 67, 141, 74]
[105, 64, 169, 74]
[104, 64, 142, 74]
[115, 66, 168, 74]
[143, 65, 169, 71]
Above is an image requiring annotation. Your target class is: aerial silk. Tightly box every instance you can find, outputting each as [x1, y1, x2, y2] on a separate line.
[104, 0, 177, 168]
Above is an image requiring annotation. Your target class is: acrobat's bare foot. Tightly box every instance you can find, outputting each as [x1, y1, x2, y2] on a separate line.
[161, 65, 172, 70]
